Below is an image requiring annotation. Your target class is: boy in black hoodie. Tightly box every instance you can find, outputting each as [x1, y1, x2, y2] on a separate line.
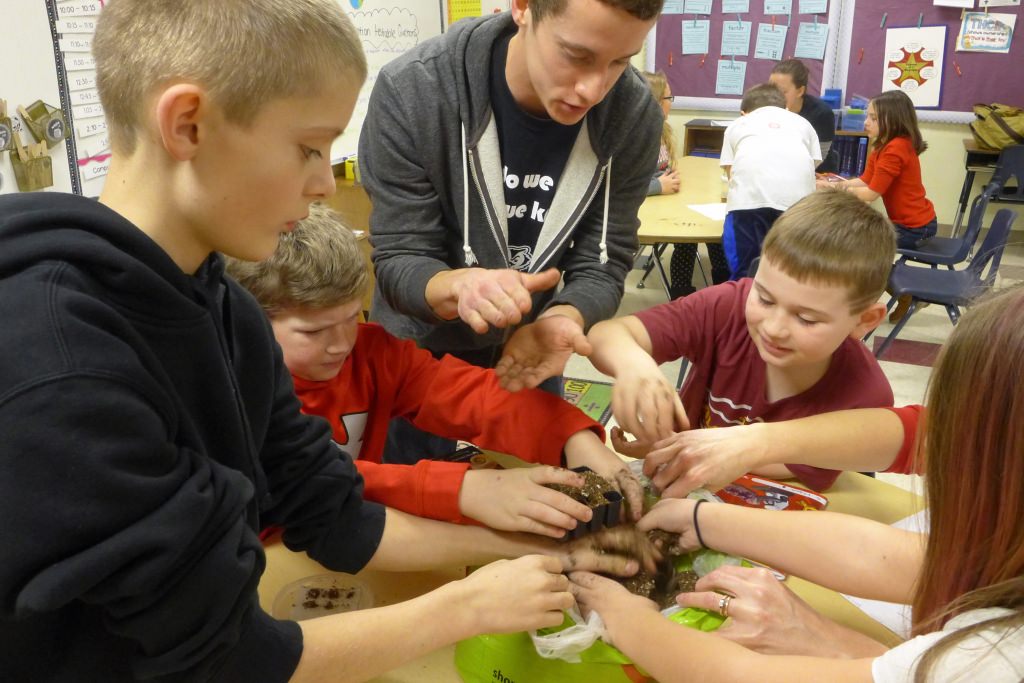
[0, 2, 637, 681]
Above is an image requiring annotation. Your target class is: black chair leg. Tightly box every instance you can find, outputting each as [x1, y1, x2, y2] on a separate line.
[875, 300, 920, 359]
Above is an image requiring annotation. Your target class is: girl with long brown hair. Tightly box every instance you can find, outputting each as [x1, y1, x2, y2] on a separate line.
[822, 90, 938, 322]
[571, 285, 1024, 681]
[825, 90, 937, 252]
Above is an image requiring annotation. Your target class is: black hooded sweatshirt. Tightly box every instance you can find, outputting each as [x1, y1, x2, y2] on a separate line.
[0, 193, 386, 682]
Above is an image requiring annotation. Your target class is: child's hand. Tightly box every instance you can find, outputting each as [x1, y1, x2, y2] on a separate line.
[569, 571, 658, 644]
[658, 169, 681, 194]
[642, 424, 767, 498]
[495, 313, 591, 392]
[610, 426, 653, 459]
[455, 555, 575, 634]
[636, 498, 703, 551]
[564, 429, 644, 521]
[610, 361, 689, 444]
[459, 466, 592, 538]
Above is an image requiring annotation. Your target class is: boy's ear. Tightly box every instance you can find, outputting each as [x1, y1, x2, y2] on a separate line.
[154, 83, 208, 162]
[849, 302, 887, 340]
[511, 0, 529, 25]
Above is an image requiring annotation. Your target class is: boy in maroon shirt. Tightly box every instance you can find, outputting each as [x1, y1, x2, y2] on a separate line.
[587, 191, 895, 491]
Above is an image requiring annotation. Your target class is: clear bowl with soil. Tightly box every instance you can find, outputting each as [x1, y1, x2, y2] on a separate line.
[272, 573, 374, 621]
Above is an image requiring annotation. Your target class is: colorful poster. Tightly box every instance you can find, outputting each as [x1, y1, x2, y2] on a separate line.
[956, 12, 1016, 53]
[682, 19, 711, 54]
[722, 0, 751, 11]
[716, 59, 748, 95]
[794, 21, 829, 59]
[721, 20, 753, 56]
[683, 0, 713, 13]
[883, 26, 946, 108]
[755, 23, 789, 59]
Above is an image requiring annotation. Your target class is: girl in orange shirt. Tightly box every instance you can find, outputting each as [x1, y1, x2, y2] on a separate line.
[824, 90, 937, 249]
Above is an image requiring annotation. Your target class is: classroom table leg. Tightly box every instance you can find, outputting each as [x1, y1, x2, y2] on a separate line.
[951, 169, 977, 238]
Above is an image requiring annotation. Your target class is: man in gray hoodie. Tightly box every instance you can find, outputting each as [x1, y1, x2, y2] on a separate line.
[360, 0, 664, 456]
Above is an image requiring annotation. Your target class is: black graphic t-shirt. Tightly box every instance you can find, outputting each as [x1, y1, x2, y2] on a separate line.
[490, 32, 581, 271]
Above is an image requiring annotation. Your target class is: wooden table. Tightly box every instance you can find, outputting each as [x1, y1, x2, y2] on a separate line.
[636, 155, 726, 297]
[257, 470, 923, 682]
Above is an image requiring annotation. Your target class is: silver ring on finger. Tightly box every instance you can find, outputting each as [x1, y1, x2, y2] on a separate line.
[718, 594, 733, 618]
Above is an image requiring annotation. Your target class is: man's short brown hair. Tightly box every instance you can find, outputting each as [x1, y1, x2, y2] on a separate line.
[741, 83, 785, 113]
[226, 203, 369, 316]
[762, 191, 896, 312]
[530, 0, 664, 22]
[94, 0, 366, 154]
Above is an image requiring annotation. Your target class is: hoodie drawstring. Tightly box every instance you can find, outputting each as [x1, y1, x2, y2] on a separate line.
[461, 124, 479, 267]
[599, 158, 611, 265]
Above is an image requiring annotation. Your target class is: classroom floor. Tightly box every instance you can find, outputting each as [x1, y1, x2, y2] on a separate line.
[566, 232, 1024, 496]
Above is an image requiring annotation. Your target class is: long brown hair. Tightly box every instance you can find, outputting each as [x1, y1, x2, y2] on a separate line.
[911, 285, 1024, 680]
[642, 71, 677, 165]
[870, 90, 928, 155]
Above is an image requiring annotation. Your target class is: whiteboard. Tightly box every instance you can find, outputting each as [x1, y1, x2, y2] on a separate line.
[335, 1, 446, 164]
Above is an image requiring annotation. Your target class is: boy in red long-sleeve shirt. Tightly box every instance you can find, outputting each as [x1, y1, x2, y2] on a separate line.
[227, 204, 642, 537]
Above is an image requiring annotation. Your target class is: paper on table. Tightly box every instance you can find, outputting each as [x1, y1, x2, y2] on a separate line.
[688, 203, 729, 220]
[840, 509, 929, 639]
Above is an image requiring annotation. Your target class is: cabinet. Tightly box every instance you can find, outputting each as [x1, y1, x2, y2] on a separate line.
[683, 118, 870, 178]
[682, 119, 727, 157]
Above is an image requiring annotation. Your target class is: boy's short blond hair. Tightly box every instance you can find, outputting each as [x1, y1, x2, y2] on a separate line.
[226, 203, 369, 316]
[94, 0, 366, 153]
[762, 191, 896, 312]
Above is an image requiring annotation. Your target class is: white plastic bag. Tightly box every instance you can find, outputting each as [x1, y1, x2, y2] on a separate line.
[530, 607, 606, 663]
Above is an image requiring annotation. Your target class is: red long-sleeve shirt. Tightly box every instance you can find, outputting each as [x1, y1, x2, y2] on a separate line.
[292, 323, 603, 522]
[860, 136, 935, 229]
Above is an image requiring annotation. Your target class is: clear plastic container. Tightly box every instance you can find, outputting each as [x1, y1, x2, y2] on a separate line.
[272, 573, 374, 621]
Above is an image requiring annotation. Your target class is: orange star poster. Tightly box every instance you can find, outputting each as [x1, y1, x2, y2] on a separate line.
[882, 26, 946, 108]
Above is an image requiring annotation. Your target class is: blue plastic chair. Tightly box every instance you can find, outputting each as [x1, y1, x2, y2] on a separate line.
[897, 185, 995, 268]
[901, 145, 1024, 268]
[870, 208, 1019, 360]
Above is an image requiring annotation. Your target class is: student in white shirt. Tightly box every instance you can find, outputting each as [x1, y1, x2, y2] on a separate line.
[720, 83, 820, 279]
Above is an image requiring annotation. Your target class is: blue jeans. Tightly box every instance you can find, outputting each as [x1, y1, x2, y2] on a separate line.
[724, 207, 783, 279]
[893, 218, 938, 249]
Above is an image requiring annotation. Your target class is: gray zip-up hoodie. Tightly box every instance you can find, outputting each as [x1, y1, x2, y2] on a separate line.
[359, 12, 662, 358]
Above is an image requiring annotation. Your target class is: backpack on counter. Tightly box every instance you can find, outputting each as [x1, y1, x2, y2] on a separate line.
[971, 103, 1024, 151]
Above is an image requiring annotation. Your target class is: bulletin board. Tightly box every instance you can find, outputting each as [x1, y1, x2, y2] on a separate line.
[837, 1, 1024, 123]
[647, 1, 844, 112]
